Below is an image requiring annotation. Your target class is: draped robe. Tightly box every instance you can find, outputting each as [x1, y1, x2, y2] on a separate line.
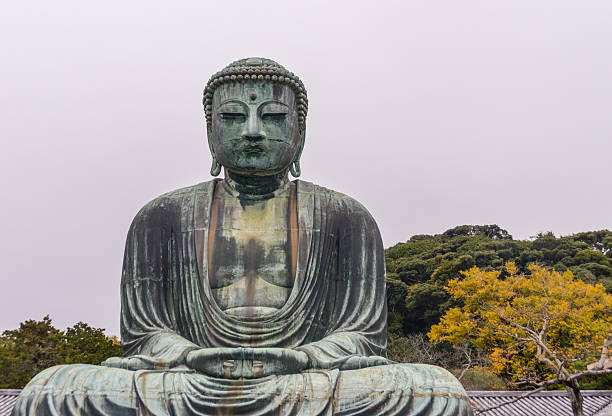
[13, 180, 472, 416]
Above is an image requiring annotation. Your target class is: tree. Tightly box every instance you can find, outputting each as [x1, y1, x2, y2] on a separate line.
[0, 316, 121, 389]
[441, 224, 513, 241]
[0, 316, 65, 388]
[428, 263, 612, 416]
[385, 227, 612, 337]
[64, 322, 121, 365]
[387, 333, 505, 390]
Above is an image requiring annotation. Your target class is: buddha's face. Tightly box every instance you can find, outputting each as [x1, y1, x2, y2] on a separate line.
[209, 81, 301, 176]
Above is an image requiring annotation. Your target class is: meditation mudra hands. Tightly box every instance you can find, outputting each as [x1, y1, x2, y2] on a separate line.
[102, 347, 310, 379]
[103, 347, 390, 379]
[186, 348, 310, 378]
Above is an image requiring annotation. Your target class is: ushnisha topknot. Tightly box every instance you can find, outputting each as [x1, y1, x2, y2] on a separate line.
[203, 57, 308, 129]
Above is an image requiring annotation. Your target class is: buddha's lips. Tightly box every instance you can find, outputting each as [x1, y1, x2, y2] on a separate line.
[243, 145, 265, 154]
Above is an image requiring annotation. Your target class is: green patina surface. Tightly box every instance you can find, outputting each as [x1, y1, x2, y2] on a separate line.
[12, 58, 472, 415]
[208, 179, 297, 318]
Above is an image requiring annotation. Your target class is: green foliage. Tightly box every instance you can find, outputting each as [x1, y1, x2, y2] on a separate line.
[441, 224, 513, 241]
[579, 373, 612, 390]
[64, 322, 121, 365]
[385, 226, 612, 336]
[386, 276, 410, 335]
[0, 316, 121, 389]
[0, 316, 64, 389]
[404, 284, 451, 332]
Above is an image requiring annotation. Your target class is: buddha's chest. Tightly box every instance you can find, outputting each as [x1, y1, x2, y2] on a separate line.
[208, 184, 298, 317]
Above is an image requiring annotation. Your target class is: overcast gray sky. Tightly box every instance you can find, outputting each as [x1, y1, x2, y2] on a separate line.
[1, 0, 610, 335]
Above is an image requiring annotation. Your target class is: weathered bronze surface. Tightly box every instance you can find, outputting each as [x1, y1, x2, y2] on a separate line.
[12, 58, 472, 415]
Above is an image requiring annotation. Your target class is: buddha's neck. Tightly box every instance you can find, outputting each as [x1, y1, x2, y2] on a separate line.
[224, 170, 289, 199]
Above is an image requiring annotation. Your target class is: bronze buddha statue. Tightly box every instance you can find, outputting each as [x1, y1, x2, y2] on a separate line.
[13, 58, 471, 416]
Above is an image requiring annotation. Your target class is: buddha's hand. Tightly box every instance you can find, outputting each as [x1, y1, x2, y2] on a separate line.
[101, 354, 190, 371]
[335, 355, 390, 371]
[186, 347, 309, 379]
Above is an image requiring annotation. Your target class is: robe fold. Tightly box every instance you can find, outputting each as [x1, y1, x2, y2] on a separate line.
[13, 180, 472, 416]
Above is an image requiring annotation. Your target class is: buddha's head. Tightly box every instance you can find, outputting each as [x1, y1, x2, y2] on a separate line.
[203, 58, 308, 178]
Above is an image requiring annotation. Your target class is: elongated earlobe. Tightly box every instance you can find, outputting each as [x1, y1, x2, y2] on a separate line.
[290, 127, 305, 178]
[210, 155, 221, 176]
[290, 160, 301, 177]
[206, 125, 221, 177]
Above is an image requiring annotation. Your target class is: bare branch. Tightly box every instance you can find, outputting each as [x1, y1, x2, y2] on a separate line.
[592, 334, 611, 371]
[568, 368, 612, 382]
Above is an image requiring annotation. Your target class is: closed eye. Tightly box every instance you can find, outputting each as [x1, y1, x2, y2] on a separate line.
[261, 113, 287, 121]
[220, 113, 246, 120]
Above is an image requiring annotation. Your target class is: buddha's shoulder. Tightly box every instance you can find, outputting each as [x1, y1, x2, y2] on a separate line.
[298, 180, 375, 220]
[132, 180, 218, 221]
[133, 179, 377, 223]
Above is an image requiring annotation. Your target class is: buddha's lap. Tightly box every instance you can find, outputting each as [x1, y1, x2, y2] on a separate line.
[19, 362, 468, 406]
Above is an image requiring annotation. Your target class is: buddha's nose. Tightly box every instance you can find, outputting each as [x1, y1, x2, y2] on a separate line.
[242, 113, 265, 141]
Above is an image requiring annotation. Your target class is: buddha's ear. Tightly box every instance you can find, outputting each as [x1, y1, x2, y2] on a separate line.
[206, 124, 222, 177]
[290, 126, 305, 178]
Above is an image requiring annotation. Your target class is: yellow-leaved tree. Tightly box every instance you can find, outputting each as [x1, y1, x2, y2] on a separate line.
[428, 263, 612, 416]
